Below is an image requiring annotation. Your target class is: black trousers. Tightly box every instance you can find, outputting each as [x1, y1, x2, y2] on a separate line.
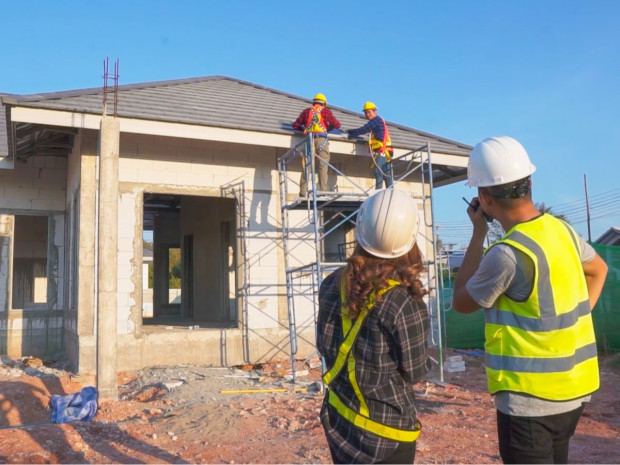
[497, 406, 584, 464]
[329, 440, 416, 464]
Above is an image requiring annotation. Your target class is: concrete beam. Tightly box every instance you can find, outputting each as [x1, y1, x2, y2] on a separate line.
[9, 107, 468, 167]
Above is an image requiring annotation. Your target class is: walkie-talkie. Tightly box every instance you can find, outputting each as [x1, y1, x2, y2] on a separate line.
[462, 197, 493, 223]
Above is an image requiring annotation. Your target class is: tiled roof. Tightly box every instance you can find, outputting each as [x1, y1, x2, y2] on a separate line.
[1, 76, 471, 156]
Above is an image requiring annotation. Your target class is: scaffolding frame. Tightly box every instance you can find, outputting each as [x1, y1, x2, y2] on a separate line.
[277, 134, 445, 382]
[221, 181, 250, 364]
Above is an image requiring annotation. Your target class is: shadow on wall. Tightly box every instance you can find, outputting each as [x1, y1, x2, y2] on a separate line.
[249, 167, 273, 228]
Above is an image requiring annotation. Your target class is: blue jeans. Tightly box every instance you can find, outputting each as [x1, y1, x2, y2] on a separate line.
[373, 155, 393, 189]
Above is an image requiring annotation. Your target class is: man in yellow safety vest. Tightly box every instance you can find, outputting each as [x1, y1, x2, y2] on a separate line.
[452, 136, 608, 464]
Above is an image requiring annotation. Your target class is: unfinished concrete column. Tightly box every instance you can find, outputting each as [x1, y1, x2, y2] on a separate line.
[97, 117, 119, 400]
[0, 215, 14, 313]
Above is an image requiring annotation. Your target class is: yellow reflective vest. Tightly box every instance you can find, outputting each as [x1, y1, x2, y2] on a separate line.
[322, 276, 422, 442]
[484, 214, 599, 400]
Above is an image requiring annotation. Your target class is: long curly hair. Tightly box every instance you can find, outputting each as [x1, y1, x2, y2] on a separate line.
[343, 242, 427, 319]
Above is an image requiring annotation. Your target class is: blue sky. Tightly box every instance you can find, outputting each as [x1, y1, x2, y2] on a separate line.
[2, 1, 619, 247]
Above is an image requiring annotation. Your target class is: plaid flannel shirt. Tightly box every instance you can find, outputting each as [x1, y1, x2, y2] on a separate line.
[292, 107, 341, 133]
[317, 268, 429, 463]
[347, 116, 386, 142]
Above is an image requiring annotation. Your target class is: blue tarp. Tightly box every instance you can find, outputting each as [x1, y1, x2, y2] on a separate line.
[50, 386, 98, 424]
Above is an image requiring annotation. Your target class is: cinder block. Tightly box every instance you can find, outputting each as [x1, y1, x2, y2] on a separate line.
[31, 199, 65, 211]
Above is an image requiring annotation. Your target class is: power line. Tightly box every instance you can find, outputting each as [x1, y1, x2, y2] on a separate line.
[549, 187, 620, 210]
[435, 187, 620, 247]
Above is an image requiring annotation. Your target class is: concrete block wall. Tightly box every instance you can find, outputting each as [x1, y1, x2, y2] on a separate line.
[0, 156, 67, 212]
[110, 134, 315, 369]
[63, 130, 432, 372]
[0, 153, 67, 358]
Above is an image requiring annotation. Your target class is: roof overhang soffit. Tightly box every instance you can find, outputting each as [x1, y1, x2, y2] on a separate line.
[9, 106, 468, 170]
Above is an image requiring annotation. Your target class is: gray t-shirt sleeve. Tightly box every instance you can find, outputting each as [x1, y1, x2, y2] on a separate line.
[580, 235, 596, 262]
[466, 245, 518, 308]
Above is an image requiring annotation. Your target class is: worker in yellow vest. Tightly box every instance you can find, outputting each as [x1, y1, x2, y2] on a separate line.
[452, 136, 608, 464]
[317, 188, 429, 463]
[347, 102, 394, 189]
[292, 93, 341, 197]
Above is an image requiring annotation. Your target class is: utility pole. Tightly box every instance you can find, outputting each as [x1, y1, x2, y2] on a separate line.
[584, 174, 592, 242]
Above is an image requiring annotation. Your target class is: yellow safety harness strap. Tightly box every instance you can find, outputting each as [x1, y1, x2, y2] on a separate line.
[322, 308, 367, 386]
[323, 274, 398, 385]
[303, 105, 328, 135]
[328, 390, 422, 442]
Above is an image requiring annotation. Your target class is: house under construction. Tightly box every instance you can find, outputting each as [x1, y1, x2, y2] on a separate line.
[0, 75, 472, 396]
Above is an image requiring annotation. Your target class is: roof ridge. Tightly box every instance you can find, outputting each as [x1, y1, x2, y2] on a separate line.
[5, 75, 231, 102]
[1, 76, 472, 155]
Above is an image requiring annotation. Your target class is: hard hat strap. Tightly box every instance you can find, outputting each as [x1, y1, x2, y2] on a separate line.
[487, 177, 531, 199]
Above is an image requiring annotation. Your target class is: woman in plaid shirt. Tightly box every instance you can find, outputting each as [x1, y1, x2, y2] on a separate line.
[317, 189, 430, 464]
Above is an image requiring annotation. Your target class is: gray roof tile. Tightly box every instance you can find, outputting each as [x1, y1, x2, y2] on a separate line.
[2, 76, 472, 157]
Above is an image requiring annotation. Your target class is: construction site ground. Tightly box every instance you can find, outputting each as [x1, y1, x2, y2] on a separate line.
[0, 349, 618, 464]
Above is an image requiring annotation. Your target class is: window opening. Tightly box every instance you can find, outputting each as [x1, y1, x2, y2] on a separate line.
[142, 193, 238, 327]
[12, 215, 48, 309]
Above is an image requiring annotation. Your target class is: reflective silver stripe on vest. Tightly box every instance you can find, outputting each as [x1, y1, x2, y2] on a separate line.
[485, 299, 591, 332]
[485, 341, 598, 373]
[506, 231, 555, 317]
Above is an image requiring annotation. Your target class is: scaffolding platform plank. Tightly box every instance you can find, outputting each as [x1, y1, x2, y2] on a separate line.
[285, 196, 365, 211]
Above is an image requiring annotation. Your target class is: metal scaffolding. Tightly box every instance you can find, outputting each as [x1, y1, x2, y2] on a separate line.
[277, 134, 445, 382]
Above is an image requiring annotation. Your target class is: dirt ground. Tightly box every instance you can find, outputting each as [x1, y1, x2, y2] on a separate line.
[0, 349, 618, 464]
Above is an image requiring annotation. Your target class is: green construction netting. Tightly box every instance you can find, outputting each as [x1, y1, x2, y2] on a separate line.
[442, 243, 620, 351]
[590, 243, 620, 351]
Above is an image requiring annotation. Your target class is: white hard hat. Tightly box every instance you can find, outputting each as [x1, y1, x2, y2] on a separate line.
[355, 188, 420, 259]
[466, 136, 536, 187]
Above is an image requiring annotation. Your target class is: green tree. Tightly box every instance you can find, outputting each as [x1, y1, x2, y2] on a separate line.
[536, 202, 569, 222]
[169, 248, 181, 289]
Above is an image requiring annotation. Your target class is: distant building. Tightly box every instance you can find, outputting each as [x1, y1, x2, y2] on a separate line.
[595, 227, 620, 246]
[447, 250, 466, 271]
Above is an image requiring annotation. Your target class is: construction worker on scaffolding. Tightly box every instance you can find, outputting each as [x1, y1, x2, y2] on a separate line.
[452, 136, 608, 464]
[292, 93, 341, 197]
[317, 188, 429, 464]
[347, 102, 394, 189]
